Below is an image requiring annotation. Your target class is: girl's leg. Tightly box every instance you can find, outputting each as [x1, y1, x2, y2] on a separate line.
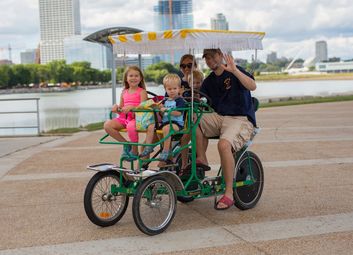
[126, 119, 138, 155]
[104, 119, 127, 142]
[139, 124, 156, 157]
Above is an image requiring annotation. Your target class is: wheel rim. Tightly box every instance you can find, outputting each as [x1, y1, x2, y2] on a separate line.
[235, 156, 263, 205]
[138, 180, 175, 231]
[91, 175, 127, 222]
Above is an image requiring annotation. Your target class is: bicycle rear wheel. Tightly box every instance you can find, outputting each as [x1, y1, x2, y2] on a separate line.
[233, 151, 264, 210]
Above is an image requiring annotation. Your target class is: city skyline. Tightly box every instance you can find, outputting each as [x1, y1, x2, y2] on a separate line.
[1, 0, 353, 64]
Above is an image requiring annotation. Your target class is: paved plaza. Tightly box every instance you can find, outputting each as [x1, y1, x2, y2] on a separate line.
[1, 101, 353, 254]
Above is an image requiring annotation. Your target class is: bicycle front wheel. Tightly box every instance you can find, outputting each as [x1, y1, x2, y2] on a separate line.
[132, 176, 177, 235]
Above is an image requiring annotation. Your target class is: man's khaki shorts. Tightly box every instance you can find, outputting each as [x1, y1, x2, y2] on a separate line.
[199, 112, 254, 151]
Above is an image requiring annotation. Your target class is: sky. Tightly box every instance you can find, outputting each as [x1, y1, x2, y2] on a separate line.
[1, 0, 353, 64]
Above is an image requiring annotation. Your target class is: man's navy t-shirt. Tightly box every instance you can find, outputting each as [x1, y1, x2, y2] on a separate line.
[200, 66, 256, 127]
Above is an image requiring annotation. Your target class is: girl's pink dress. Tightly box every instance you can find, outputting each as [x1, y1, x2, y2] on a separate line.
[114, 87, 143, 142]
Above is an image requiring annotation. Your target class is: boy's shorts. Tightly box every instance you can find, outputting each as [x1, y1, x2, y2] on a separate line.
[199, 113, 254, 151]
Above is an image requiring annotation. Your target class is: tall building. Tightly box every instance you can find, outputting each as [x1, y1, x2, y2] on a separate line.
[266, 51, 278, 64]
[154, 0, 193, 63]
[39, 0, 81, 64]
[211, 13, 229, 30]
[20, 49, 36, 64]
[154, 0, 193, 31]
[315, 41, 328, 62]
[64, 35, 112, 70]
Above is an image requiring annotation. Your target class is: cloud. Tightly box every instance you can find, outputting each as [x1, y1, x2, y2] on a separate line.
[1, 0, 353, 63]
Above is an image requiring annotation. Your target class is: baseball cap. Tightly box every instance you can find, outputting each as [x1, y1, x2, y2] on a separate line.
[202, 48, 222, 58]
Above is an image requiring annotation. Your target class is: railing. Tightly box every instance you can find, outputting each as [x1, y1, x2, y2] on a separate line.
[0, 98, 40, 136]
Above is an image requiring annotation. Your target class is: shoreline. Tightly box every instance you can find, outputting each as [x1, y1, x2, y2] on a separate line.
[0, 82, 160, 95]
[1, 74, 353, 95]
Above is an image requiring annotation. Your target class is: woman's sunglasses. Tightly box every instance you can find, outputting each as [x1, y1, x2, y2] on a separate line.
[180, 63, 193, 69]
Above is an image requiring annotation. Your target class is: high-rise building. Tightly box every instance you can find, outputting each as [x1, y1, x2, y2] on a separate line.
[64, 35, 112, 70]
[153, 0, 193, 63]
[315, 41, 328, 62]
[39, 0, 81, 64]
[20, 49, 36, 64]
[211, 13, 229, 30]
[266, 51, 278, 64]
[154, 0, 193, 31]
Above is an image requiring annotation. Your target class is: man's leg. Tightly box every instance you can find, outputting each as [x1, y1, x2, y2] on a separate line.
[217, 139, 235, 209]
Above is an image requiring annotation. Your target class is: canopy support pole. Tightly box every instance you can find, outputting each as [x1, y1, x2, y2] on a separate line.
[111, 50, 117, 105]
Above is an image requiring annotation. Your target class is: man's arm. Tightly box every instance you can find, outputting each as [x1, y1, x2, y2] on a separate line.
[222, 54, 256, 91]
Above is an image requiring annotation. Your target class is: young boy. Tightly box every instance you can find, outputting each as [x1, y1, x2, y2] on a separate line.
[140, 73, 186, 162]
[182, 69, 204, 98]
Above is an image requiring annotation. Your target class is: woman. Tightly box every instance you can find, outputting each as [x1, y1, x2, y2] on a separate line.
[179, 54, 197, 97]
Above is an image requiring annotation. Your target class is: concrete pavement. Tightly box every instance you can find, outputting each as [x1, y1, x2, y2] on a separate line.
[1, 101, 353, 254]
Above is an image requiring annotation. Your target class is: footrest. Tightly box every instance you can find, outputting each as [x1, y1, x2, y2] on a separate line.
[87, 163, 116, 171]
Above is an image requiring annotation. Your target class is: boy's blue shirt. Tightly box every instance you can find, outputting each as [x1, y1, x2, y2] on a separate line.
[162, 97, 186, 127]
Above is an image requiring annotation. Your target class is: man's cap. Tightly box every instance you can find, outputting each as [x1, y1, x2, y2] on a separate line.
[202, 48, 222, 58]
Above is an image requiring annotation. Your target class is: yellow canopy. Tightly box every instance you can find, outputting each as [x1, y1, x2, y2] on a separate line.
[109, 29, 265, 54]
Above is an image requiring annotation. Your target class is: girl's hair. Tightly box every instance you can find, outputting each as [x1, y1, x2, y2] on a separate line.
[188, 70, 204, 83]
[179, 54, 197, 68]
[163, 73, 181, 87]
[123, 66, 146, 90]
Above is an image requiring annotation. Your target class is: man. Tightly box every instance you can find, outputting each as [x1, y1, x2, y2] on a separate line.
[196, 49, 257, 210]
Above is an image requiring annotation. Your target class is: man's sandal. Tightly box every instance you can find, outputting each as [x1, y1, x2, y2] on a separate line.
[214, 195, 234, 210]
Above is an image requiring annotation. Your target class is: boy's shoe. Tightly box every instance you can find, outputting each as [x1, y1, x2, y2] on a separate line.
[158, 151, 169, 162]
[139, 146, 154, 157]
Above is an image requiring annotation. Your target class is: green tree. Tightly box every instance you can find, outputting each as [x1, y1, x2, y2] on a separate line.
[48, 60, 73, 83]
[144, 61, 179, 84]
[116, 67, 125, 83]
[0, 65, 11, 88]
[36, 64, 50, 83]
[144, 69, 168, 84]
[100, 70, 111, 83]
[11, 64, 31, 86]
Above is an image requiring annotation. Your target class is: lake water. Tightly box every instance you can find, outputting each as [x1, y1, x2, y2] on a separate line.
[1, 79, 353, 135]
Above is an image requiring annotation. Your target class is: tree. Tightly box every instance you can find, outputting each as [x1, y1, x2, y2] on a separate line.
[36, 64, 50, 83]
[0, 65, 11, 88]
[48, 60, 73, 83]
[11, 64, 31, 86]
[144, 61, 179, 84]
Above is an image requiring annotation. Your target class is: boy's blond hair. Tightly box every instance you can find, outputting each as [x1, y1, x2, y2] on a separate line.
[188, 70, 204, 84]
[163, 73, 181, 87]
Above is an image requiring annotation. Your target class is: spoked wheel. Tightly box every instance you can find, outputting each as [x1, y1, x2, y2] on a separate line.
[84, 170, 129, 227]
[233, 151, 264, 210]
[132, 176, 177, 235]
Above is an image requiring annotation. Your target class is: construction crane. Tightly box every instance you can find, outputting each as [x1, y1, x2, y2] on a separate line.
[0, 44, 25, 62]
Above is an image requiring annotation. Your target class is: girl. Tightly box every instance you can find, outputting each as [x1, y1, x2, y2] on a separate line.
[104, 66, 148, 160]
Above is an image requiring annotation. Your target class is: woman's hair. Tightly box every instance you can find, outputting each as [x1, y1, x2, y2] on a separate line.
[179, 54, 197, 68]
[163, 73, 181, 87]
[188, 70, 204, 83]
[123, 66, 146, 90]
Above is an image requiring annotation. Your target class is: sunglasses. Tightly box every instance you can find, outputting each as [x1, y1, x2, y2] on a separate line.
[180, 63, 193, 69]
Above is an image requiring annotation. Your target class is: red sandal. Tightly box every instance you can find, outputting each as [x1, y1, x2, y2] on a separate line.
[215, 195, 234, 210]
